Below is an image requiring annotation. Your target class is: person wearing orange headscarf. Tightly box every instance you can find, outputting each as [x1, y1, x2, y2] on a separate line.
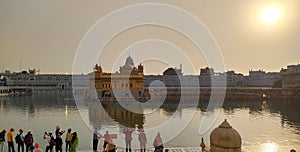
[7, 128, 15, 152]
[33, 143, 43, 152]
[55, 125, 65, 137]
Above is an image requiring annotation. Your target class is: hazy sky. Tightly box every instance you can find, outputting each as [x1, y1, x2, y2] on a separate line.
[1, 1, 299, 75]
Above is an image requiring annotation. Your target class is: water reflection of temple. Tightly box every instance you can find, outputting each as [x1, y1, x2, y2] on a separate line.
[88, 101, 145, 129]
[88, 100, 117, 129]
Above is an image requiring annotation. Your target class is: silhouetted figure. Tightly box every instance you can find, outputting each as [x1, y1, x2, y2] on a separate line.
[0, 129, 6, 152]
[70, 132, 78, 152]
[92, 128, 101, 152]
[55, 134, 63, 152]
[16, 129, 25, 152]
[65, 129, 72, 152]
[24, 131, 34, 152]
[55, 126, 65, 137]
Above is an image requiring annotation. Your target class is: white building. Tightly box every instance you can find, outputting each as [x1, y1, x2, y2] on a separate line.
[199, 67, 214, 87]
[4, 69, 73, 90]
[224, 71, 245, 87]
[281, 64, 300, 88]
[247, 70, 280, 87]
[199, 67, 243, 87]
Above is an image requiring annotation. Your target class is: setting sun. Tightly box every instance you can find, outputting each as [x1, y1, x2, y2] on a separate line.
[261, 6, 281, 23]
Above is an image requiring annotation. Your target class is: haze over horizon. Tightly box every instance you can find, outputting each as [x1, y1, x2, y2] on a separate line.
[1, 1, 299, 75]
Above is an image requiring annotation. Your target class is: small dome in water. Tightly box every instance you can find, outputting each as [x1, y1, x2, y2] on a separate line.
[210, 119, 242, 152]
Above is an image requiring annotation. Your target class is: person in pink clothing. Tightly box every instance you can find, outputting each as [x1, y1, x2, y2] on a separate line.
[33, 143, 43, 152]
[102, 131, 111, 152]
[123, 128, 134, 152]
[153, 132, 163, 152]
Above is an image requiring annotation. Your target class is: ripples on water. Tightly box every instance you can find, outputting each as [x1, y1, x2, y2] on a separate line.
[0, 90, 299, 152]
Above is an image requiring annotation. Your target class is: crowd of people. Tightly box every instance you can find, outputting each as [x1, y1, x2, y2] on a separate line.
[0, 126, 79, 152]
[92, 128, 163, 152]
[1, 126, 164, 152]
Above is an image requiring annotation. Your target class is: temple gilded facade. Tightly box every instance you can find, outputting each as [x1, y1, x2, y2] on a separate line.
[90, 56, 144, 98]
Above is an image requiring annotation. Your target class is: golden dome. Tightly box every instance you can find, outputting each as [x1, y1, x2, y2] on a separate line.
[210, 119, 242, 152]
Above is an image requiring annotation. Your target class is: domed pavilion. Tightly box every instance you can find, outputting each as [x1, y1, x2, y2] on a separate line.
[210, 119, 242, 152]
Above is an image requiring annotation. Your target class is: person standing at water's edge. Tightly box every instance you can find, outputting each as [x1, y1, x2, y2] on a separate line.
[24, 131, 34, 152]
[16, 129, 25, 152]
[153, 132, 163, 152]
[123, 128, 134, 152]
[43, 132, 55, 152]
[7, 128, 15, 152]
[138, 129, 147, 152]
[55, 126, 65, 138]
[0, 129, 6, 152]
[92, 128, 101, 152]
[70, 132, 78, 152]
[65, 128, 72, 152]
[103, 131, 110, 152]
[55, 134, 63, 152]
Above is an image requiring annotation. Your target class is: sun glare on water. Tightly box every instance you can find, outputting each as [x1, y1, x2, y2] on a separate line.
[261, 6, 281, 23]
[262, 142, 279, 152]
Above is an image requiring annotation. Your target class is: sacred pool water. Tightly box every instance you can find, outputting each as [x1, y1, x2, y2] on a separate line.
[0, 91, 299, 152]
